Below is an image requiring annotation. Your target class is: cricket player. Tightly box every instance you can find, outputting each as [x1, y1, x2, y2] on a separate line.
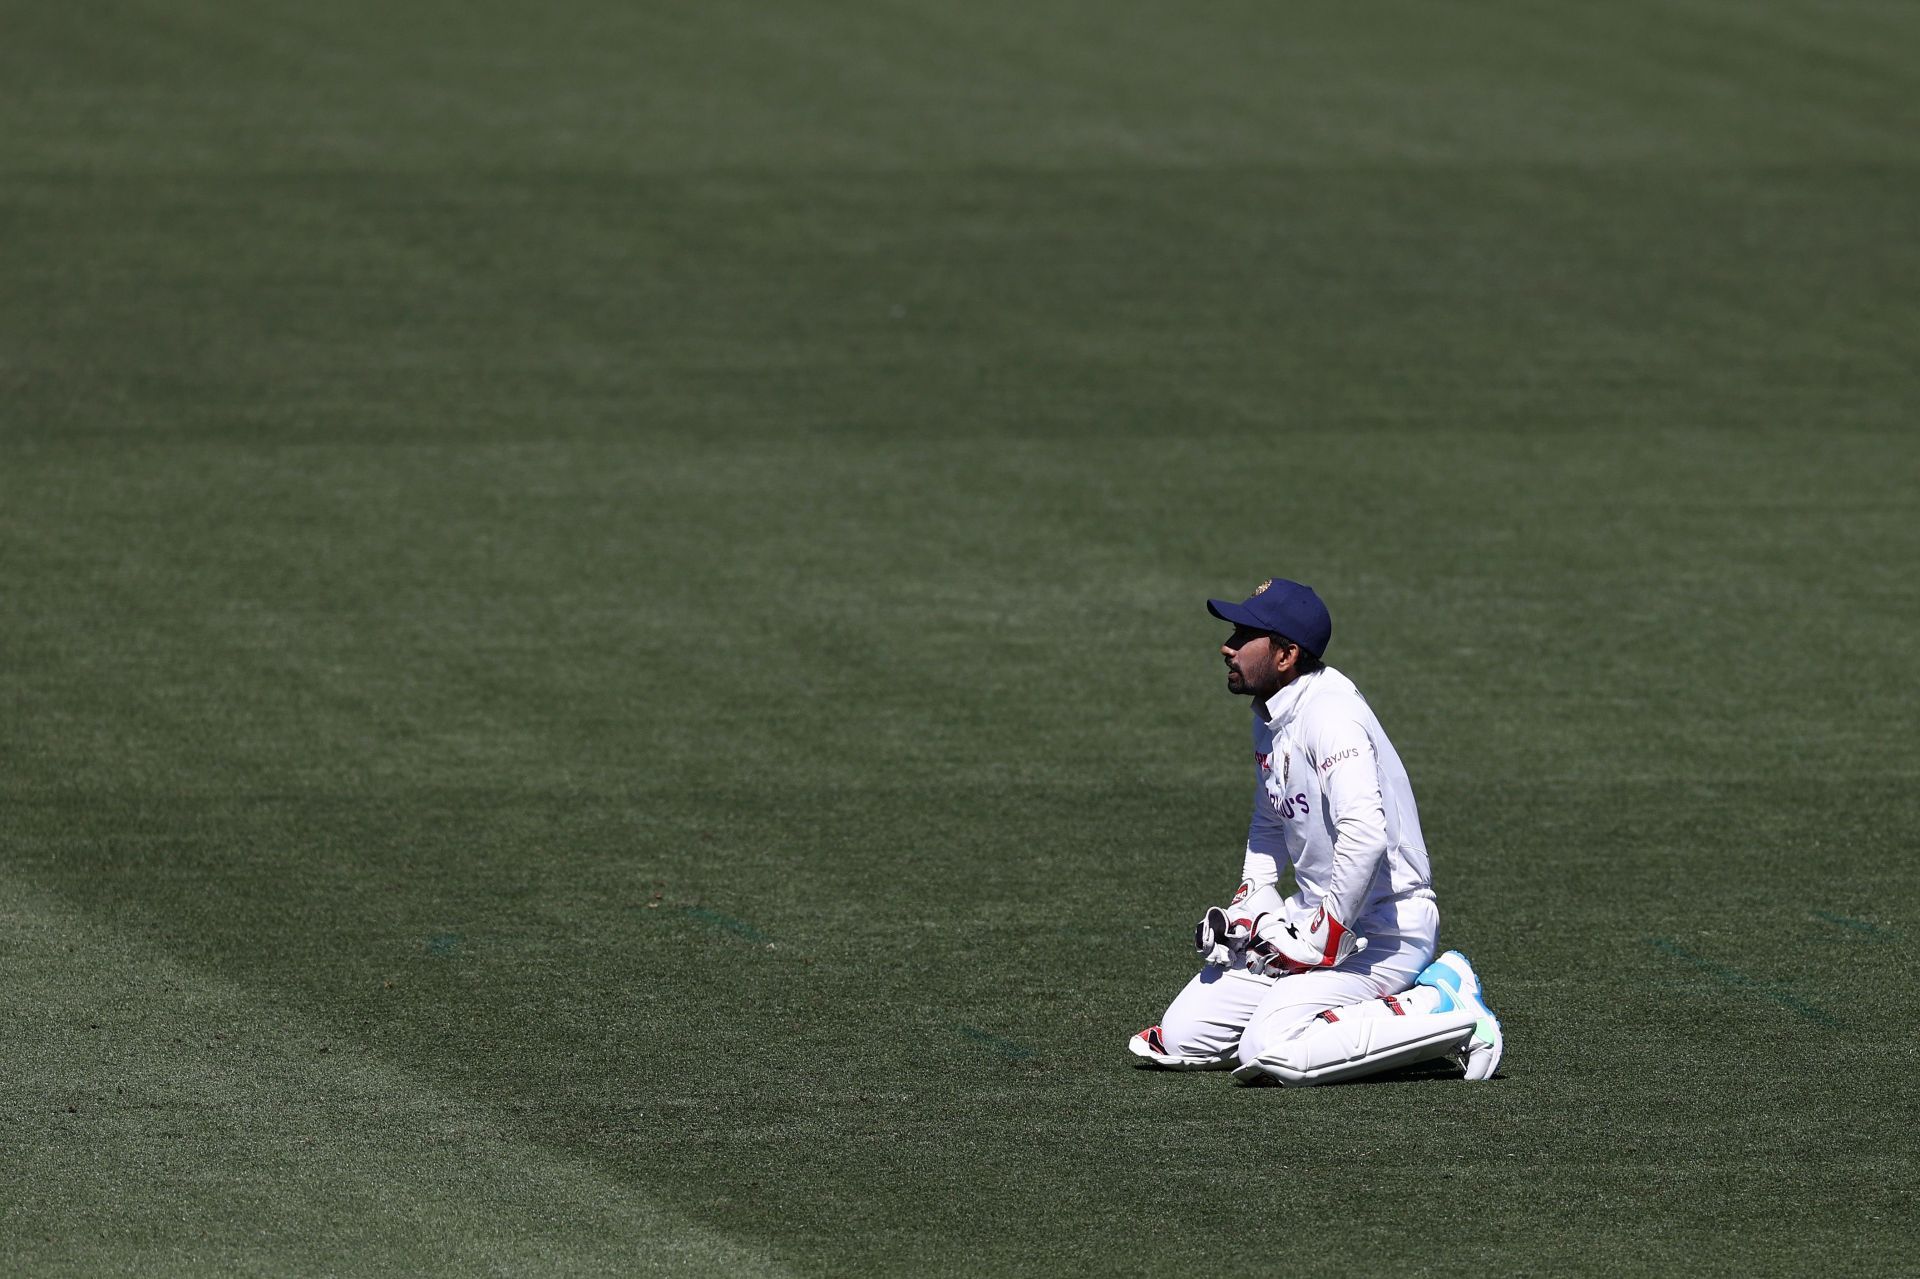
[1128, 578, 1504, 1086]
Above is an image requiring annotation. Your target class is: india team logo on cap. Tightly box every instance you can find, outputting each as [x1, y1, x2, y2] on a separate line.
[1253, 579, 1273, 595]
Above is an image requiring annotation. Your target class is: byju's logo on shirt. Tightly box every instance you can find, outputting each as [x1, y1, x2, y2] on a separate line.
[1319, 748, 1362, 774]
[1275, 792, 1310, 820]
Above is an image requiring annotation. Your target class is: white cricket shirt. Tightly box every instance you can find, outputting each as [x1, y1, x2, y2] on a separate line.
[1241, 666, 1436, 940]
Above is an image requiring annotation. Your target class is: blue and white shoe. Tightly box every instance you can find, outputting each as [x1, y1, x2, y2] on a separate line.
[1415, 951, 1504, 1081]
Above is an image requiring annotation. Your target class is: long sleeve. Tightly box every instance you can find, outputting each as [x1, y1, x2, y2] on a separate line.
[1241, 840, 1286, 894]
[1309, 715, 1390, 924]
[1243, 719, 1290, 891]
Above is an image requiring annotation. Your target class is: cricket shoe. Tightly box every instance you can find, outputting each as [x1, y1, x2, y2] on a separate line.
[1127, 1025, 1222, 1071]
[1415, 951, 1504, 1081]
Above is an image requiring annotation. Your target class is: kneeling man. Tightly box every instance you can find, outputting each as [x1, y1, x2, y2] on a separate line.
[1130, 578, 1503, 1086]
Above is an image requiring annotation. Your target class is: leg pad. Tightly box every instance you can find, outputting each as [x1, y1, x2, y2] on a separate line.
[1239, 1008, 1476, 1086]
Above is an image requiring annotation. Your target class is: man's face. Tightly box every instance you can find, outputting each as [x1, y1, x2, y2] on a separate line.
[1221, 624, 1288, 700]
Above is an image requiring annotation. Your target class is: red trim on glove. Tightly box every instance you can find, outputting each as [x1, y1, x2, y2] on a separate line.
[1306, 905, 1347, 967]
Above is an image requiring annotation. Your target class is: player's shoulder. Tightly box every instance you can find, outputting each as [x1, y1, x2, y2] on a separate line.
[1300, 666, 1367, 714]
[1297, 669, 1375, 739]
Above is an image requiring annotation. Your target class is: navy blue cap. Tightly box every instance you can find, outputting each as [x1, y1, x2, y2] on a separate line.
[1207, 579, 1332, 658]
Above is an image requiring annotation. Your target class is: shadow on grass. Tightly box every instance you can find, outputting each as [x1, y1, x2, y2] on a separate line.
[1135, 1058, 1475, 1086]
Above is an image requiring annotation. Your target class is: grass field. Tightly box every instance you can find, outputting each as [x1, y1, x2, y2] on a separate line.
[4, 1, 1917, 1273]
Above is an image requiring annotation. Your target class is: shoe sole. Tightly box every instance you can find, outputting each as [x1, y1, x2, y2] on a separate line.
[1128, 1035, 1230, 1071]
[1130, 1050, 1231, 1071]
[1462, 1012, 1504, 1081]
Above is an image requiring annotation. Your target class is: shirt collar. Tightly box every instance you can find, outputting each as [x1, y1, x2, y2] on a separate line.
[1257, 669, 1319, 730]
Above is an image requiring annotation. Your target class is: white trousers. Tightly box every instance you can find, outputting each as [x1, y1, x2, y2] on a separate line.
[1157, 897, 1473, 1081]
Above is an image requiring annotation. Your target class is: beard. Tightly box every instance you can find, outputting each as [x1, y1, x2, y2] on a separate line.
[1227, 659, 1277, 699]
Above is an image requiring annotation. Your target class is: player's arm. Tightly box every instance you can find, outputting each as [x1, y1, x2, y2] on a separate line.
[1196, 761, 1291, 965]
[1311, 714, 1390, 932]
[1242, 722, 1291, 897]
[1246, 716, 1385, 972]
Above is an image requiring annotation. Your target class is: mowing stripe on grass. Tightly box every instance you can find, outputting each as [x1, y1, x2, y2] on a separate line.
[1646, 937, 1843, 1029]
[0, 871, 795, 1277]
[1809, 911, 1898, 940]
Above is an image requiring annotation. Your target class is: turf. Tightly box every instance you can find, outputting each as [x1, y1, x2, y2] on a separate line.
[3, 0, 1917, 1273]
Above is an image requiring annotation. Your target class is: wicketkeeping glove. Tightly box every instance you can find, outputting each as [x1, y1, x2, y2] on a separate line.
[1194, 906, 1256, 966]
[1245, 899, 1366, 976]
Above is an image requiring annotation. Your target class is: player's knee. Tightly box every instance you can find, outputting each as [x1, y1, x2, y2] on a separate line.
[1234, 1026, 1269, 1071]
[1157, 1014, 1229, 1062]
[1235, 1015, 1319, 1080]
[1238, 1036, 1318, 1085]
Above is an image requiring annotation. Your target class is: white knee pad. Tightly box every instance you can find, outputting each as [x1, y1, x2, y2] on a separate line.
[1241, 1000, 1477, 1087]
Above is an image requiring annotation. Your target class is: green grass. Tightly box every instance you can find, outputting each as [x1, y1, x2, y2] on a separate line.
[3, 0, 1917, 1273]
